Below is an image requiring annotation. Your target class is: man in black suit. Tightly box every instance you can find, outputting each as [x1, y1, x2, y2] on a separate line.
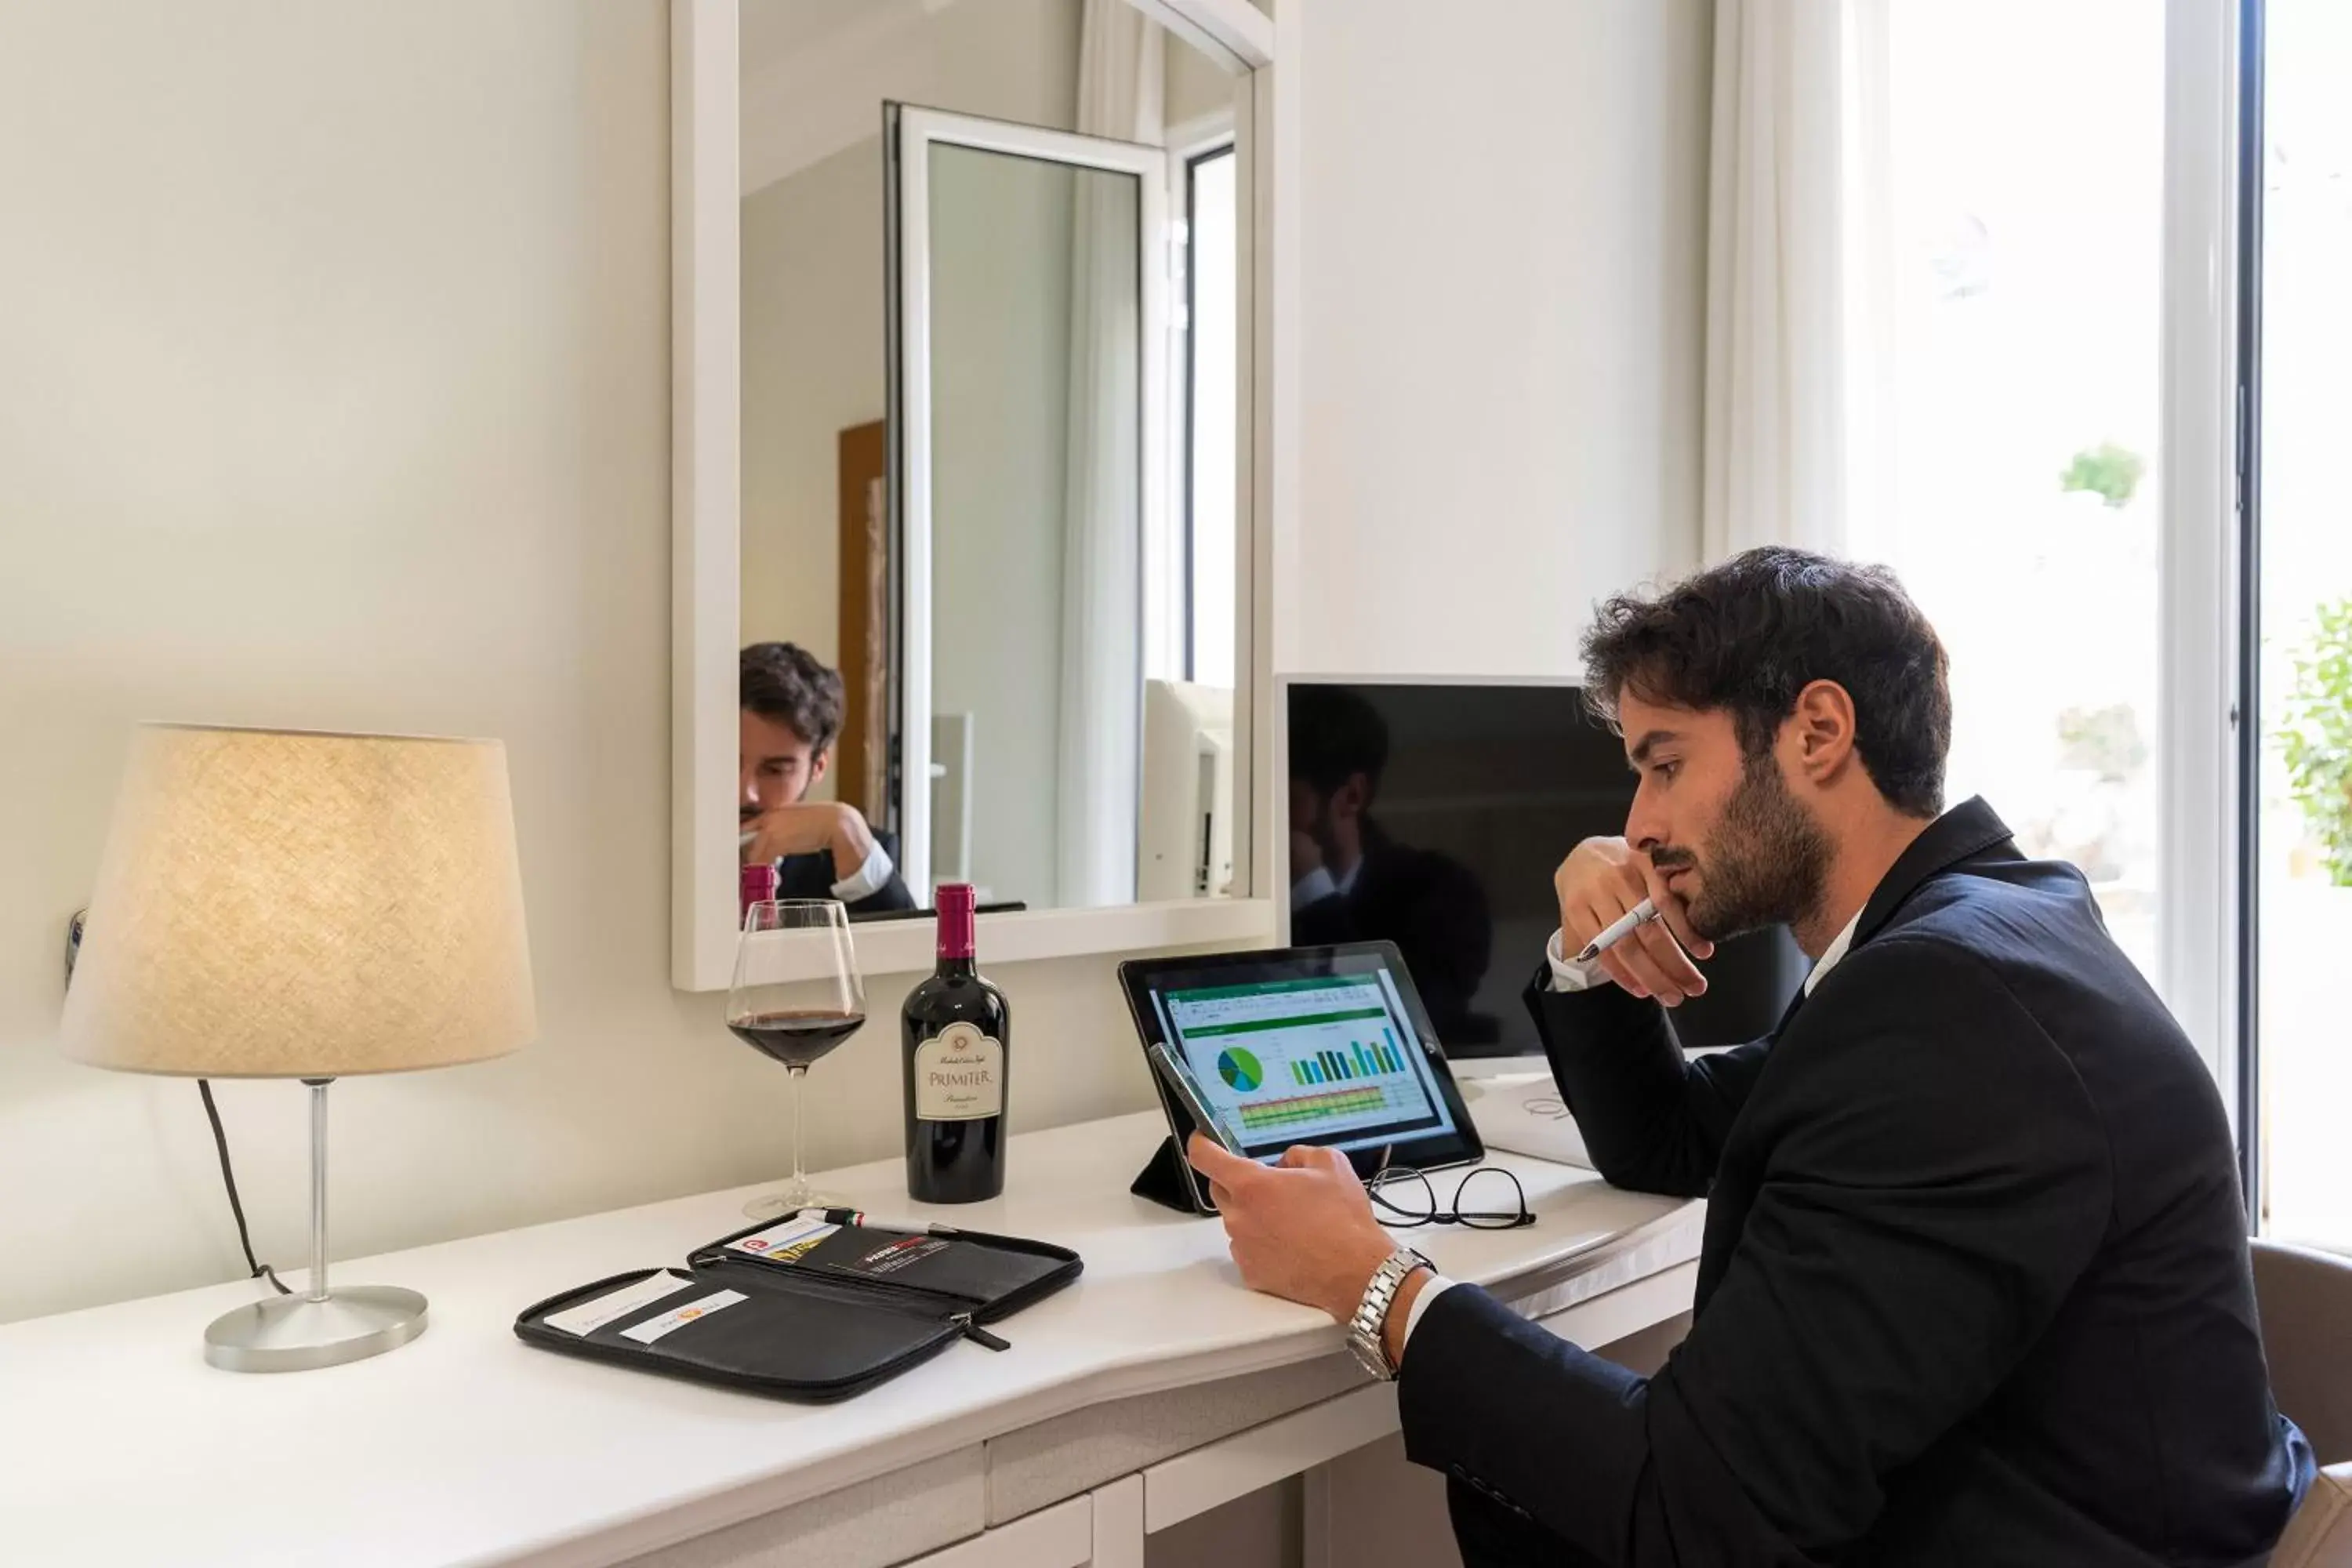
[1289, 685, 1499, 1044]
[1190, 549, 2312, 1565]
[739, 642, 913, 915]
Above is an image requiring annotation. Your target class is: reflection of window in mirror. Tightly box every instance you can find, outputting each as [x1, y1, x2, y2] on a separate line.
[1179, 140, 1238, 691]
[739, 0, 1247, 917]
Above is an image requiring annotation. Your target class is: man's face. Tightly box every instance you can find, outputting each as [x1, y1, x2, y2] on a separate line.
[739, 709, 826, 822]
[1289, 778, 1328, 840]
[1288, 772, 1370, 866]
[1617, 692, 1831, 942]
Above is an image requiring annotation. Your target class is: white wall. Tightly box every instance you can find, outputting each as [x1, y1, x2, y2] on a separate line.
[1279, 0, 1712, 679]
[1167, 31, 1236, 130]
[0, 0, 1719, 1327]
[739, 138, 880, 671]
[0, 0, 1167, 1327]
[735, 0, 1087, 670]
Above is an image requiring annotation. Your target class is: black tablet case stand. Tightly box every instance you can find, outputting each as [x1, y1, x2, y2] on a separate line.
[1130, 1134, 1215, 1215]
[1116, 942, 1483, 1218]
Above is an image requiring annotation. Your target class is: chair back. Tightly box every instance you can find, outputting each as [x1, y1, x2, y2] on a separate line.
[2256, 1241, 2352, 1565]
[2252, 1239, 2352, 1465]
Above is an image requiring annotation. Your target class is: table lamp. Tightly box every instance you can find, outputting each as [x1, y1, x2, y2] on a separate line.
[58, 724, 536, 1372]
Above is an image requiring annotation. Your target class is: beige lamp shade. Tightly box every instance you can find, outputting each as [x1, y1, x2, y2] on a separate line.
[58, 724, 537, 1077]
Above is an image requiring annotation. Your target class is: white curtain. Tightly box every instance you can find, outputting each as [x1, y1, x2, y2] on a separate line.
[1702, 0, 1891, 563]
[1055, 0, 1162, 907]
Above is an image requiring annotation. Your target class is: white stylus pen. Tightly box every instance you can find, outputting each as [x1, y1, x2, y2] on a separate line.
[1575, 898, 1661, 964]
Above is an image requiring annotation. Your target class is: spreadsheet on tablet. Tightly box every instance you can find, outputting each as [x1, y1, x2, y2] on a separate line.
[1154, 971, 1461, 1155]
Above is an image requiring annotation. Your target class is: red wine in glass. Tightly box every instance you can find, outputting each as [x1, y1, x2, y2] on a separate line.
[729, 898, 866, 1218]
[728, 1009, 866, 1069]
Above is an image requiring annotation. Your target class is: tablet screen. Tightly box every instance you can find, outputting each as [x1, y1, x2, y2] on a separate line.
[1147, 956, 1465, 1160]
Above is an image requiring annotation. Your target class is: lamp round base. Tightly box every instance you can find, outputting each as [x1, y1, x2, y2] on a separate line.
[203, 1287, 428, 1373]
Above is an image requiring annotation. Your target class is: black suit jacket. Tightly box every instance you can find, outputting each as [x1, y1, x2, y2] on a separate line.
[1399, 799, 2312, 1566]
[1292, 821, 1499, 1044]
[773, 827, 915, 916]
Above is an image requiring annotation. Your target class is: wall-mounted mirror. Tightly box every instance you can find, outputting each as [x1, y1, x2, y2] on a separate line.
[676, 0, 1278, 987]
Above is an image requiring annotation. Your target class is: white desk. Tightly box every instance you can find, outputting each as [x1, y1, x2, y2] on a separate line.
[0, 1111, 1700, 1568]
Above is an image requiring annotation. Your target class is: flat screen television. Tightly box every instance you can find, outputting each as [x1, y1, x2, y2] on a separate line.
[1284, 681, 1807, 1058]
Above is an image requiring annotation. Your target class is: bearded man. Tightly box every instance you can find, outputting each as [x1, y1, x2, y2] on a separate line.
[1189, 548, 2310, 1566]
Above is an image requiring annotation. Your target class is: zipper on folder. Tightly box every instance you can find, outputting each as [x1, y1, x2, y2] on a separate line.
[952, 1312, 1010, 1352]
[692, 1244, 993, 1312]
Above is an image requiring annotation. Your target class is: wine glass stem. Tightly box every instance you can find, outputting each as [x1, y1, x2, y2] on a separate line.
[788, 1064, 808, 1192]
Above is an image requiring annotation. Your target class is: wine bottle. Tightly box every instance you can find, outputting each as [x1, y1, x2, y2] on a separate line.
[902, 884, 1009, 1203]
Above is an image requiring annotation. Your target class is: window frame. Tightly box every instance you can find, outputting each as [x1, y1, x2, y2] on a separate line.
[1165, 114, 1239, 687]
[2156, 0, 2250, 1154]
[2229, 0, 2263, 1218]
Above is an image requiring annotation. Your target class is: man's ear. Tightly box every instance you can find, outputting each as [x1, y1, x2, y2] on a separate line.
[1789, 681, 1858, 784]
[809, 746, 833, 788]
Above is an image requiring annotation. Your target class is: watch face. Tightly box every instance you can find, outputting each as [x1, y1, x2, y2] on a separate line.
[1346, 1330, 1395, 1381]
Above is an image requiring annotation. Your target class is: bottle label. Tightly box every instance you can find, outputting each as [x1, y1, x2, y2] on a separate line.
[913, 1021, 1004, 1121]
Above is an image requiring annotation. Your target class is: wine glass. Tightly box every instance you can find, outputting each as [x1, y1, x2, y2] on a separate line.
[729, 899, 866, 1218]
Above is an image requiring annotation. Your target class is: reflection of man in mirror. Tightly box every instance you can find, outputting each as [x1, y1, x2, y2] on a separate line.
[1289, 686, 1497, 1044]
[739, 643, 915, 914]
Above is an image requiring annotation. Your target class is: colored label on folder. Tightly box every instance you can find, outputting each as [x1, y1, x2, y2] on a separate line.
[620, 1290, 747, 1344]
[728, 1214, 839, 1263]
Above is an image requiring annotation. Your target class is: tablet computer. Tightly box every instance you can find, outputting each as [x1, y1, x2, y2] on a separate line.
[1119, 942, 1485, 1204]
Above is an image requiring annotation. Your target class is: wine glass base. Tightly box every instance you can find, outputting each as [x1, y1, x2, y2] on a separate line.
[743, 1188, 852, 1221]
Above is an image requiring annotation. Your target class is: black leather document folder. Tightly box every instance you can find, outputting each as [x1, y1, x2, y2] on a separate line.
[514, 1210, 1081, 1403]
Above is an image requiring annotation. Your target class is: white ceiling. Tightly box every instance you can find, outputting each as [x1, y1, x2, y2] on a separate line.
[739, 0, 984, 196]
[739, 0, 949, 87]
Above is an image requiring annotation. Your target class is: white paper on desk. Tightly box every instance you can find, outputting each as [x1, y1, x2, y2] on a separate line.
[620, 1289, 748, 1345]
[1466, 1080, 1595, 1170]
[543, 1271, 693, 1337]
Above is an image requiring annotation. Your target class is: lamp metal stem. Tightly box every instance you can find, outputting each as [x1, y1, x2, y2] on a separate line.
[306, 1077, 332, 1303]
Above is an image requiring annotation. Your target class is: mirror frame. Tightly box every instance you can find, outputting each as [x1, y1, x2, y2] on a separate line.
[670, 0, 1283, 989]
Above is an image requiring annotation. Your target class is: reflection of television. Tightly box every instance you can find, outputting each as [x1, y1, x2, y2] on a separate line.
[1284, 681, 1806, 1061]
[1138, 680, 1236, 902]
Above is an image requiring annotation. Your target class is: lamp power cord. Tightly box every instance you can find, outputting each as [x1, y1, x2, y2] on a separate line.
[197, 1080, 291, 1297]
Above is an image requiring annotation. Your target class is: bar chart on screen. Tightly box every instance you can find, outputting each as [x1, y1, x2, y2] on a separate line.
[1222, 1022, 1419, 1135]
[1281, 1029, 1407, 1085]
[1164, 975, 1447, 1144]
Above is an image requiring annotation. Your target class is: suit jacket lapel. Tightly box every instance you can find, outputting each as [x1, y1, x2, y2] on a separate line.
[1847, 797, 2019, 953]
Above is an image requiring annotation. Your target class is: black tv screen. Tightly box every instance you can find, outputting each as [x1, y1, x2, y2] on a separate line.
[1284, 681, 1806, 1057]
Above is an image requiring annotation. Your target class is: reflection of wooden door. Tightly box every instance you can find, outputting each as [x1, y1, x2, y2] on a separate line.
[837, 420, 890, 819]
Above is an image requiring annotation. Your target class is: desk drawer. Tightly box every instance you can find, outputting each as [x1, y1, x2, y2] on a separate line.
[612, 1446, 985, 1568]
[985, 1354, 1367, 1523]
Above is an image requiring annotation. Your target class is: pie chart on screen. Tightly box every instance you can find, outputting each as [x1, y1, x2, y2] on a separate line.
[1216, 1047, 1263, 1093]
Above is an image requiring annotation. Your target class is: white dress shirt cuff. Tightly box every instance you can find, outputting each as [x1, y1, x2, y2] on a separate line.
[829, 840, 894, 904]
[1399, 1272, 1457, 1352]
[1544, 928, 1605, 993]
[1291, 866, 1340, 911]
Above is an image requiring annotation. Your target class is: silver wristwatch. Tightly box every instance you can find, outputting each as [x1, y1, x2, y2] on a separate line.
[1345, 1247, 1432, 1381]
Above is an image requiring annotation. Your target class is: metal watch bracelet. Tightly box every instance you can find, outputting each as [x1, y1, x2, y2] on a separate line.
[1345, 1247, 1431, 1381]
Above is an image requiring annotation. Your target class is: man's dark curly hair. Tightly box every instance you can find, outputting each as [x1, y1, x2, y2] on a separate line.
[1579, 546, 1951, 819]
[740, 642, 844, 754]
[1288, 684, 1390, 800]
